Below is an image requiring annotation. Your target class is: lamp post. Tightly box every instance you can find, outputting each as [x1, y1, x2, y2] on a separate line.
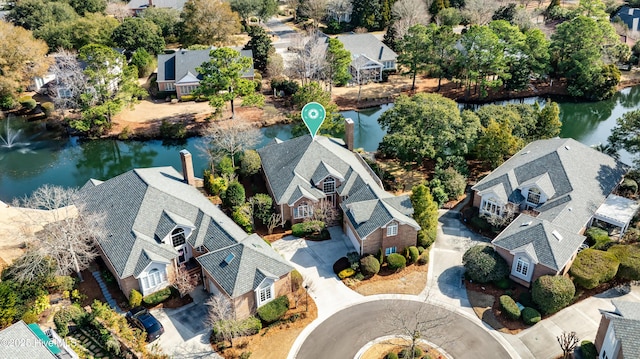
[304, 284, 309, 312]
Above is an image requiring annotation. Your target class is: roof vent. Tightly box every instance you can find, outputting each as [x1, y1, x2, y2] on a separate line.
[565, 145, 570, 150]
[552, 230, 563, 241]
[521, 221, 532, 227]
[224, 253, 235, 264]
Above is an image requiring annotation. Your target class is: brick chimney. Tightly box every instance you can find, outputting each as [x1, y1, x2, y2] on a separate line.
[179, 149, 195, 186]
[344, 117, 354, 151]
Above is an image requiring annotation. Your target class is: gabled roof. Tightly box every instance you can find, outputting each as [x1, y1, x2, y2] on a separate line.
[605, 301, 640, 359]
[196, 235, 292, 297]
[473, 138, 628, 233]
[126, 0, 187, 11]
[336, 34, 397, 63]
[0, 321, 60, 359]
[615, 6, 640, 32]
[156, 48, 255, 83]
[492, 214, 585, 271]
[258, 135, 419, 239]
[77, 167, 250, 279]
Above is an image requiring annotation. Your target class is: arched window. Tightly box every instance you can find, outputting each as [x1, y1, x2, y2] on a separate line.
[527, 187, 541, 205]
[294, 202, 310, 219]
[172, 228, 186, 247]
[323, 177, 336, 194]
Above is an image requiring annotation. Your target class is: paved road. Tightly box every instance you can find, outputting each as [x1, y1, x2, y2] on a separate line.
[296, 299, 511, 359]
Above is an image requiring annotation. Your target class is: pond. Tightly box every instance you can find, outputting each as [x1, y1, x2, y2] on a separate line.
[1, 87, 639, 202]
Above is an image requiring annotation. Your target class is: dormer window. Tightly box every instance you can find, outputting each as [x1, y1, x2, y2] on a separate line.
[323, 177, 336, 194]
[527, 187, 541, 205]
[171, 228, 186, 247]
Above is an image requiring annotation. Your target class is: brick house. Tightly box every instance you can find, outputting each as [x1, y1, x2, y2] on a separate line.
[257, 120, 420, 256]
[156, 48, 254, 99]
[336, 34, 397, 83]
[77, 151, 291, 318]
[594, 300, 640, 359]
[471, 138, 630, 287]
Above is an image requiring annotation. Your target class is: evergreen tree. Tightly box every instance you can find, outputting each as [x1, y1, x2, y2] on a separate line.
[410, 183, 439, 247]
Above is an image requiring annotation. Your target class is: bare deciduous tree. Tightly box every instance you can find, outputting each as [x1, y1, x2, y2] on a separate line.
[266, 212, 284, 234]
[11, 185, 106, 282]
[482, 204, 516, 229]
[200, 121, 261, 169]
[172, 266, 197, 298]
[391, 0, 429, 39]
[309, 200, 337, 223]
[300, 0, 329, 30]
[326, 0, 352, 23]
[50, 49, 94, 112]
[106, 1, 132, 22]
[557, 331, 580, 359]
[206, 294, 252, 347]
[267, 52, 285, 79]
[4, 250, 57, 283]
[287, 30, 328, 84]
[461, 0, 499, 25]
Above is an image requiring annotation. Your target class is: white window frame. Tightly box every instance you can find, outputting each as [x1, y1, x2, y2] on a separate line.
[294, 203, 310, 219]
[481, 197, 503, 216]
[164, 82, 175, 91]
[256, 282, 274, 307]
[387, 222, 398, 237]
[323, 177, 336, 194]
[141, 268, 167, 292]
[512, 255, 532, 281]
[385, 246, 397, 255]
[527, 187, 541, 205]
[171, 228, 186, 247]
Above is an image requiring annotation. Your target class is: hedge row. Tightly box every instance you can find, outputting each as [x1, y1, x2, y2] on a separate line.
[499, 295, 521, 320]
[257, 295, 289, 324]
[143, 287, 172, 306]
[291, 221, 326, 238]
[608, 244, 640, 280]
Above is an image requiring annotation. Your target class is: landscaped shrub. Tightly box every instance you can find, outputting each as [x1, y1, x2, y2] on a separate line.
[51, 275, 75, 293]
[417, 251, 429, 265]
[243, 316, 262, 335]
[579, 340, 597, 359]
[585, 227, 610, 249]
[377, 248, 385, 265]
[270, 77, 299, 96]
[232, 203, 254, 232]
[532, 275, 575, 314]
[462, 245, 509, 283]
[608, 244, 640, 280]
[398, 349, 409, 358]
[338, 268, 356, 279]
[129, 289, 143, 308]
[360, 255, 381, 276]
[257, 295, 289, 324]
[291, 220, 326, 238]
[417, 246, 425, 254]
[41, 102, 54, 117]
[405, 246, 419, 264]
[203, 169, 228, 196]
[22, 311, 38, 324]
[494, 277, 511, 289]
[347, 251, 360, 271]
[142, 287, 172, 306]
[413, 347, 423, 357]
[620, 178, 638, 195]
[522, 307, 541, 325]
[240, 150, 261, 177]
[333, 257, 351, 275]
[291, 270, 303, 291]
[222, 181, 246, 209]
[387, 253, 406, 271]
[19, 96, 36, 111]
[499, 295, 521, 319]
[385, 352, 398, 359]
[570, 248, 620, 289]
[217, 156, 236, 177]
[54, 305, 85, 337]
[434, 166, 467, 200]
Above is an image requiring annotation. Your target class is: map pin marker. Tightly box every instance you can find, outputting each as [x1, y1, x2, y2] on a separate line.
[301, 102, 326, 140]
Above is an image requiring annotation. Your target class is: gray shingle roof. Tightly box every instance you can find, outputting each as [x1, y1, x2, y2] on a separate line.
[610, 317, 640, 358]
[336, 34, 397, 63]
[615, 6, 640, 32]
[258, 135, 419, 239]
[78, 167, 253, 279]
[492, 214, 585, 271]
[0, 321, 58, 359]
[612, 300, 640, 321]
[196, 234, 292, 297]
[474, 138, 628, 233]
[156, 48, 254, 83]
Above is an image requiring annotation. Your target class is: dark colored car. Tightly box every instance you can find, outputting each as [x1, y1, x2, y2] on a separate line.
[126, 307, 164, 342]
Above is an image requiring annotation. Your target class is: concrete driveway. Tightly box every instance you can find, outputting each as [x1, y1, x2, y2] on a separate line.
[271, 227, 363, 319]
[150, 286, 220, 359]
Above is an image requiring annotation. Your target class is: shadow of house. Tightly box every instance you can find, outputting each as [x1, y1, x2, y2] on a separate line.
[471, 138, 631, 287]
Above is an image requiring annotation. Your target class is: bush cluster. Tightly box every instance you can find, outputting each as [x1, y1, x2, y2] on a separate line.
[338, 268, 356, 279]
[499, 295, 521, 320]
[291, 270, 303, 292]
[291, 220, 326, 238]
[129, 289, 142, 308]
[232, 203, 253, 232]
[462, 245, 509, 283]
[569, 248, 619, 289]
[53, 304, 85, 337]
[257, 295, 289, 324]
[240, 150, 261, 177]
[532, 275, 575, 314]
[19, 96, 36, 111]
[142, 287, 172, 306]
[203, 169, 228, 196]
[522, 307, 541, 325]
[222, 181, 246, 209]
[417, 251, 429, 265]
[359, 255, 380, 276]
[620, 178, 638, 195]
[405, 246, 419, 264]
[579, 340, 597, 359]
[41, 102, 54, 117]
[608, 244, 640, 280]
[333, 257, 351, 275]
[270, 78, 299, 96]
[585, 227, 610, 249]
[387, 253, 406, 271]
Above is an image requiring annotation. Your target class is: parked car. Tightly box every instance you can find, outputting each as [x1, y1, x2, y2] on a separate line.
[125, 307, 164, 342]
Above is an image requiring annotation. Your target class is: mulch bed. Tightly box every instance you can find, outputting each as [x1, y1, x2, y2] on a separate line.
[466, 281, 529, 333]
